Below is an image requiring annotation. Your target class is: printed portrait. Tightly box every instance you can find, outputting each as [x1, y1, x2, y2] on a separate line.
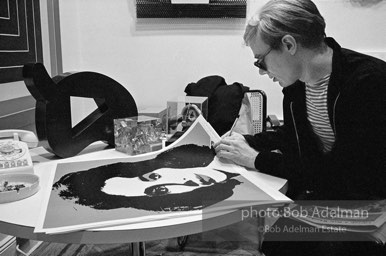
[53, 144, 241, 211]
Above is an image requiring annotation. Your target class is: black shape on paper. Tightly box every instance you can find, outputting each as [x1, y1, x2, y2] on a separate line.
[53, 144, 241, 211]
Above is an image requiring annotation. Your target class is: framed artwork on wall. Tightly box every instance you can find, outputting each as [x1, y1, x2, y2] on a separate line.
[134, 0, 247, 31]
[136, 0, 247, 19]
[0, 0, 43, 84]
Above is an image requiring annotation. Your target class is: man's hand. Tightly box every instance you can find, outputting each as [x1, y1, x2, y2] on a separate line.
[213, 132, 259, 169]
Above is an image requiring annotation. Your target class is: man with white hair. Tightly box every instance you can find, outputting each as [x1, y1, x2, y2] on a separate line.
[214, 0, 385, 255]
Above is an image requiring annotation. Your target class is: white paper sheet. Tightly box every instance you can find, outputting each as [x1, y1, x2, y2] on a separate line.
[35, 116, 291, 234]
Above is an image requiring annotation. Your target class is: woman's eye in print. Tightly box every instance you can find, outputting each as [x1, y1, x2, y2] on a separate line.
[140, 172, 161, 182]
[148, 173, 161, 180]
[145, 185, 169, 196]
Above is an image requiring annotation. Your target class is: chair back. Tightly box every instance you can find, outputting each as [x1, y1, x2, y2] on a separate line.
[244, 90, 266, 134]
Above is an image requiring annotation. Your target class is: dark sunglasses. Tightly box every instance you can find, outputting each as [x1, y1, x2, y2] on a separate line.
[254, 47, 272, 71]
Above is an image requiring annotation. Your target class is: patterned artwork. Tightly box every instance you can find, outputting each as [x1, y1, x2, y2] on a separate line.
[0, 0, 43, 83]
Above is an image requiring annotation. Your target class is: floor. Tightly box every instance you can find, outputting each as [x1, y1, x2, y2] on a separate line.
[30, 219, 263, 256]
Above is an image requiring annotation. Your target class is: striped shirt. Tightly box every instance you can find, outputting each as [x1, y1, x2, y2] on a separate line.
[305, 74, 335, 153]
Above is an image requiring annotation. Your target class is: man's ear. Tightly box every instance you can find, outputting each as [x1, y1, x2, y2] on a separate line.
[281, 35, 297, 55]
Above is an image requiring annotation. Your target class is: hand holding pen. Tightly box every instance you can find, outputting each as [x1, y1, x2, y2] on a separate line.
[212, 115, 258, 169]
[211, 115, 240, 153]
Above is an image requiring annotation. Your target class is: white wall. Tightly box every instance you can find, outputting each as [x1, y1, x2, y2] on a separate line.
[57, 0, 386, 121]
[1, 0, 385, 118]
[59, 0, 284, 121]
[3, 0, 382, 123]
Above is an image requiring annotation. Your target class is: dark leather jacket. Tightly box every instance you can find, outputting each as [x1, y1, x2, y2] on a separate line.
[244, 38, 386, 200]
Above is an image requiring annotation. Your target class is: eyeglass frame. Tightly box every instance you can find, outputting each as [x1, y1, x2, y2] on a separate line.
[254, 47, 272, 71]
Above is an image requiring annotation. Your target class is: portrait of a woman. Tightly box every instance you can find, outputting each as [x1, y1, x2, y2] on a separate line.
[53, 144, 242, 212]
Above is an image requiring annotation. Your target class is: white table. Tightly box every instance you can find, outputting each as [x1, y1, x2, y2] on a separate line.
[0, 143, 288, 255]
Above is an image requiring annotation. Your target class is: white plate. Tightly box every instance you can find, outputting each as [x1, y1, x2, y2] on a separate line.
[0, 173, 40, 204]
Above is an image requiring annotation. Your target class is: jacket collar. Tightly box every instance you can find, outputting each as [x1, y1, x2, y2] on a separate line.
[325, 37, 343, 124]
[325, 37, 343, 92]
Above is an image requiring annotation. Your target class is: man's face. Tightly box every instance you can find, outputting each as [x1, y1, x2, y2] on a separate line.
[249, 32, 299, 87]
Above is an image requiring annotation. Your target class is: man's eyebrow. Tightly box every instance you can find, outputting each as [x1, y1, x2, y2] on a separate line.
[254, 54, 262, 59]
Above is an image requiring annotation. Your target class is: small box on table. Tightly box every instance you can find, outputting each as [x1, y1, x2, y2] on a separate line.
[166, 96, 208, 134]
[138, 106, 167, 132]
[114, 115, 164, 155]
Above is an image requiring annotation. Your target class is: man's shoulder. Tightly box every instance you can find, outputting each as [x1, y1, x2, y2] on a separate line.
[332, 47, 386, 93]
[340, 48, 386, 76]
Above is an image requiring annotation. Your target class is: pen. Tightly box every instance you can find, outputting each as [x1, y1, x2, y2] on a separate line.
[229, 115, 239, 136]
[210, 141, 216, 154]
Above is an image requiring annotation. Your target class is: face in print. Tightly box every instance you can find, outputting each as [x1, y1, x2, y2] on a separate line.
[53, 144, 241, 211]
[102, 167, 228, 197]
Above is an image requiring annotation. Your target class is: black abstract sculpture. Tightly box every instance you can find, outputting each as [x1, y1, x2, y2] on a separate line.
[23, 63, 138, 158]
